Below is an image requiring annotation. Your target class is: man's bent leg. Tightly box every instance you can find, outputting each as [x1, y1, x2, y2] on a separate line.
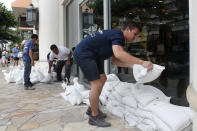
[24, 61, 31, 86]
[89, 73, 107, 116]
[56, 61, 64, 81]
[87, 74, 107, 117]
[23, 61, 34, 90]
[64, 60, 73, 83]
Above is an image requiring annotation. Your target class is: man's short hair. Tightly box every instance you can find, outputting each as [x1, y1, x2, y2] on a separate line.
[31, 34, 38, 39]
[50, 44, 58, 50]
[72, 47, 75, 52]
[121, 21, 142, 32]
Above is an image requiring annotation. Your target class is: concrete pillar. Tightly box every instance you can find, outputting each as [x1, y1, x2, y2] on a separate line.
[187, 0, 197, 130]
[104, 0, 111, 74]
[58, 2, 66, 46]
[39, 0, 59, 61]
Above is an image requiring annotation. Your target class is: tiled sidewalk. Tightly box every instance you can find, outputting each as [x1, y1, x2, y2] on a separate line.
[0, 66, 139, 131]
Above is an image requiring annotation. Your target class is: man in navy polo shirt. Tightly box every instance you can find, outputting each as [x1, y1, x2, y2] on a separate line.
[73, 22, 153, 127]
[23, 34, 38, 90]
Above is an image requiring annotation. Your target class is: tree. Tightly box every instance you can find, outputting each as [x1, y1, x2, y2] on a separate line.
[0, 2, 21, 49]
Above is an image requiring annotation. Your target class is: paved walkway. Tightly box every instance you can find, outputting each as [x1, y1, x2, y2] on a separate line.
[0, 66, 140, 131]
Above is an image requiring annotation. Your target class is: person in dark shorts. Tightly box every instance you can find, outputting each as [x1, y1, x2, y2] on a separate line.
[73, 21, 153, 127]
[12, 44, 20, 66]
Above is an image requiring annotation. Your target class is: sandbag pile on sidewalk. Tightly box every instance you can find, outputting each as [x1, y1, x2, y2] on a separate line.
[2, 64, 56, 84]
[61, 74, 194, 131]
[61, 77, 90, 105]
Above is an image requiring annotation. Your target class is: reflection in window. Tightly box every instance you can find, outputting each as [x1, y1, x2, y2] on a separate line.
[82, 0, 103, 38]
[110, 0, 189, 106]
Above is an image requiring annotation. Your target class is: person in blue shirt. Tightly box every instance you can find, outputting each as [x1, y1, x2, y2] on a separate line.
[12, 44, 20, 66]
[73, 22, 153, 127]
[23, 34, 38, 90]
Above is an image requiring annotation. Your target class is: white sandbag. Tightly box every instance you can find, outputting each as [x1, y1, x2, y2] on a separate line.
[68, 88, 83, 105]
[4, 72, 9, 82]
[111, 91, 122, 101]
[16, 78, 23, 85]
[61, 82, 67, 89]
[133, 64, 165, 83]
[137, 123, 155, 131]
[80, 90, 90, 99]
[103, 81, 120, 91]
[125, 116, 137, 127]
[52, 72, 57, 81]
[75, 82, 86, 92]
[107, 93, 117, 101]
[122, 95, 137, 109]
[2, 70, 7, 73]
[36, 69, 45, 81]
[64, 85, 75, 95]
[124, 112, 139, 126]
[100, 88, 111, 98]
[106, 101, 114, 112]
[145, 101, 191, 131]
[111, 107, 124, 118]
[99, 95, 107, 105]
[6, 70, 15, 83]
[60, 93, 68, 101]
[133, 84, 170, 107]
[107, 99, 120, 107]
[140, 119, 157, 131]
[106, 74, 120, 81]
[114, 82, 133, 97]
[40, 73, 52, 83]
[151, 114, 172, 131]
[73, 77, 86, 92]
[15, 71, 23, 85]
[82, 98, 90, 105]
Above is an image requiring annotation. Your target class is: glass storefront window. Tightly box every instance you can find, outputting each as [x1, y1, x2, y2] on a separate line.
[110, 0, 189, 106]
[82, 0, 103, 38]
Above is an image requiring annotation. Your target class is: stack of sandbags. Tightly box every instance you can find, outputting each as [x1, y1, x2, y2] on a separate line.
[2, 64, 55, 84]
[60, 74, 194, 131]
[61, 77, 90, 106]
[3, 66, 24, 84]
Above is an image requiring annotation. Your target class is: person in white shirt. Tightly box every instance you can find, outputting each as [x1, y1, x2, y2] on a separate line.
[48, 44, 72, 83]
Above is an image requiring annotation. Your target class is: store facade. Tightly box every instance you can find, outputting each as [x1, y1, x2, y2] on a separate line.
[39, 0, 197, 128]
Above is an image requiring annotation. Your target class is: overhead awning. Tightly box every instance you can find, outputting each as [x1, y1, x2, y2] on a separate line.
[18, 27, 33, 31]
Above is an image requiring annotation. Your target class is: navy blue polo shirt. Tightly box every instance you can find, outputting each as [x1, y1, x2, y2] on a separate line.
[73, 29, 125, 61]
[23, 40, 35, 62]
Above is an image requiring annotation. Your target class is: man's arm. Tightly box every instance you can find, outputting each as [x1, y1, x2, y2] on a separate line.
[29, 50, 34, 66]
[112, 56, 131, 68]
[48, 60, 53, 73]
[112, 45, 153, 70]
[66, 51, 72, 65]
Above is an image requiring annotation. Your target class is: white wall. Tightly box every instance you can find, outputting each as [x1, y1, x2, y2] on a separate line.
[58, 1, 66, 46]
[189, 0, 197, 91]
[39, 0, 59, 61]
